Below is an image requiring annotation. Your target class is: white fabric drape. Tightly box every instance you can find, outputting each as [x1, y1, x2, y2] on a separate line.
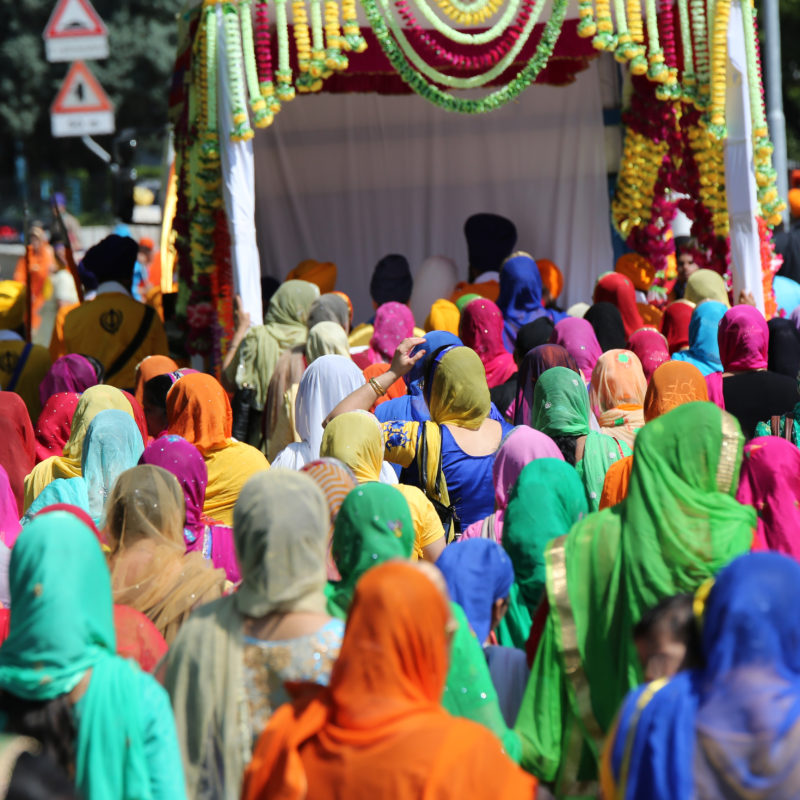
[252, 61, 612, 321]
[216, 6, 264, 326]
[724, 0, 764, 312]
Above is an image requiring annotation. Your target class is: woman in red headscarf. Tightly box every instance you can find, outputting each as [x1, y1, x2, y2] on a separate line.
[593, 273, 644, 338]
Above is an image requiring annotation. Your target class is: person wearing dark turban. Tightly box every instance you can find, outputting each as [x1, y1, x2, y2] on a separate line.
[451, 213, 517, 304]
[53, 235, 169, 391]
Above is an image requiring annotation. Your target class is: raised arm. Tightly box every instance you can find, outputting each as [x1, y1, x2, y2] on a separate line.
[326, 337, 426, 422]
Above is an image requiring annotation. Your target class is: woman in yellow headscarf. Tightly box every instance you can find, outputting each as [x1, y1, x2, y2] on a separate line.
[424, 299, 460, 335]
[23, 385, 135, 510]
[328, 342, 515, 533]
[320, 410, 445, 561]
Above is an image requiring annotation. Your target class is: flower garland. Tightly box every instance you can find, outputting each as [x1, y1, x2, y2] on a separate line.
[743, 1, 785, 225]
[706, 0, 730, 138]
[436, 0, 504, 26]
[360, 0, 567, 112]
[223, 1, 254, 141]
[676, 0, 696, 102]
[387, 0, 542, 88]
[254, 0, 280, 113]
[403, 0, 523, 47]
[341, 0, 367, 52]
[396, 0, 535, 72]
[239, 0, 273, 126]
[324, 0, 349, 71]
[592, 0, 616, 51]
[758, 216, 779, 318]
[275, 0, 296, 101]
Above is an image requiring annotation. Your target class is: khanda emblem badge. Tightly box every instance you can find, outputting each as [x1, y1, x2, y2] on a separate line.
[0, 351, 18, 374]
[100, 308, 123, 334]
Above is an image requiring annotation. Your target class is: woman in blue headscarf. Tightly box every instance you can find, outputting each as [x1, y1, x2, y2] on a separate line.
[671, 300, 727, 376]
[373, 330, 462, 424]
[436, 538, 529, 727]
[602, 551, 800, 799]
[497, 253, 565, 352]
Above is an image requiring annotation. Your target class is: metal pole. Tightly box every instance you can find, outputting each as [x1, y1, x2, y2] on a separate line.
[762, 0, 789, 226]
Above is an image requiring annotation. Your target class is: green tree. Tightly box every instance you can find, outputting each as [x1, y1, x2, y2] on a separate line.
[775, 0, 800, 163]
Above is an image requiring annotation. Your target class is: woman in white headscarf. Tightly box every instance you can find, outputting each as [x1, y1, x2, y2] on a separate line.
[409, 256, 460, 324]
[271, 355, 396, 484]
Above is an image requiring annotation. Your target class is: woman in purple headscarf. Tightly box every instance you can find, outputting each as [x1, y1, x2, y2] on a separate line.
[39, 354, 100, 408]
[511, 344, 581, 426]
[140, 434, 240, 582]
[550, 317, 603, 385]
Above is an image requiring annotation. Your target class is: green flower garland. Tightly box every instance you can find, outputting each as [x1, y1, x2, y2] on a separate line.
[361, 0, 568, 113]
[383, 0, 544, 90]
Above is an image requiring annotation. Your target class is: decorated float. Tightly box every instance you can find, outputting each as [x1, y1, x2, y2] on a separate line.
[166, 0, 784, 367]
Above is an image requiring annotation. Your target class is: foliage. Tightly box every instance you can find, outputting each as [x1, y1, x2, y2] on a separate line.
[0, 0, 183, 181]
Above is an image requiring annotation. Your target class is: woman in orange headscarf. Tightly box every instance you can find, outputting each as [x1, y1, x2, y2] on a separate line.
[589, 349, 648, 450]
[241, 561, 535, 800]
[599, 360, 709, 508]
[166, 373, 269, 526]
[133, 354, 179, 405]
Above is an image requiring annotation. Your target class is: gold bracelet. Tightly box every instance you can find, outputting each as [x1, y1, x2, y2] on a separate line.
[368, 377, 386, 397]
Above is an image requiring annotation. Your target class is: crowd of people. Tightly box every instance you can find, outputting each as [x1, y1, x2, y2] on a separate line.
[0, 196, 800, 798]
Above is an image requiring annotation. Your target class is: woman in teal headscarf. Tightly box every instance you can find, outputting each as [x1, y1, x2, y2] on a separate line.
[328, 482, 521, 762]
[531, 366, 631, 510]
[514, 402, 756, 798]
[20, 478, 91, 525]
[0, 511, 186, 799]
[80, 409, 145, 523]
[503, 458, 588, 628]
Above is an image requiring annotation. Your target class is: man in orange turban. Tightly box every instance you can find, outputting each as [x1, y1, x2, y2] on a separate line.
[285, 259, 337, 293]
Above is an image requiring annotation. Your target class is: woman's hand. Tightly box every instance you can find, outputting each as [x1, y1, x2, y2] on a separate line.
[389, 337, 426, 380]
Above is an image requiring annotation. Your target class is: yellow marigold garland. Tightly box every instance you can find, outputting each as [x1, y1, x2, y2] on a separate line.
[341, 0, 367, 52]
[707, 0, 730, 139]
[612, 129, 668, 237]
[435, 0, 504, 25]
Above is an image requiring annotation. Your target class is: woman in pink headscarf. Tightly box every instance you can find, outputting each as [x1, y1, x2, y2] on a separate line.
[706, 305, 797, 438]
[550, 317, 602, 384]
[0, 467, 21, 548]
[351, 302, 415, 369]
[459, 298, 517, 388]
[737, 437, 800, 559]
[34, 392, 81, 463]
[460, 425, 563, 544]
[627, 328, 670, 382]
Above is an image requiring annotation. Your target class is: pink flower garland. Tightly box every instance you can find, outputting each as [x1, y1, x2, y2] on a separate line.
[254, 0, 275, 88]
[393, 0, 537, 72]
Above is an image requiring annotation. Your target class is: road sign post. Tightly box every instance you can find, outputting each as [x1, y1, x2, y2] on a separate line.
[43, 0, 109, 62]
[50, 60, 115, 138]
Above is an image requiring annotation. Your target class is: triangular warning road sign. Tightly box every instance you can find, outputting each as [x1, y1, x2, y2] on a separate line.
[51, 61, 113, 114]
[44, 0, 107, 39]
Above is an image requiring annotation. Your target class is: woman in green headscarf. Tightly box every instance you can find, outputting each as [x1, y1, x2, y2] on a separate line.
[531, 366, 631, 511]
[515, 402, 756, 798]
[224, 279, 320, 445]
[502, 458, 588, 627]
[0, 511, 186, 799]
[328, 482, 522, 762]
